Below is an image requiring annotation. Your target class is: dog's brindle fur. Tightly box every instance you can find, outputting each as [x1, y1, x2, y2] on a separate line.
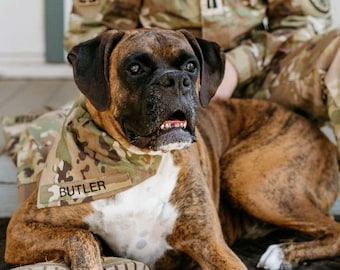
[5, 29, 340, 269]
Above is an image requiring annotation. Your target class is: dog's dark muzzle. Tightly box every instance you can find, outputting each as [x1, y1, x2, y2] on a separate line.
[122, 70, 198, 151]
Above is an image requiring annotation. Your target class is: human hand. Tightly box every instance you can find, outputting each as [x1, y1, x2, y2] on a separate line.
[213, 59, 238, 100]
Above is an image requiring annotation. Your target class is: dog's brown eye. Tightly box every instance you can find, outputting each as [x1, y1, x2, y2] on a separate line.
[129, 64, 141, 74]
[185, 62, 196, 73]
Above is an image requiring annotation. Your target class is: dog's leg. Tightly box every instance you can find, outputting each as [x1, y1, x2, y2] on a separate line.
[165, 151, 248, 270]
[223, 187, 340, 270]
[168, 211, 248, 270]
[6, 221, 102, 269]
[256, 206, 340, 269]
[5, 193, 102, 270]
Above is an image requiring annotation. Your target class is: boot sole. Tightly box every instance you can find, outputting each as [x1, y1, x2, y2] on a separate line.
[11, 257, 149, 270]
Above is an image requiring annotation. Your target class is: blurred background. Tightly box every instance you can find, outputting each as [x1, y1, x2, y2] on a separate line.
[0, 0, 340, 218]
[0, 0, 73, 78]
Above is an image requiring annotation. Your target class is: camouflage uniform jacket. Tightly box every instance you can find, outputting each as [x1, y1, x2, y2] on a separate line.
[36, 97, 162, 208]
[65, 0, 331, 85]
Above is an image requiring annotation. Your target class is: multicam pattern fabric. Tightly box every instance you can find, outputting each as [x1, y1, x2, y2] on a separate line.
[65, 0, 332, 84]
[64, 0, 141, 52]
[242, 29, 340, 155]
[2, 105, 72, 202]
[37, 97, 162, 208]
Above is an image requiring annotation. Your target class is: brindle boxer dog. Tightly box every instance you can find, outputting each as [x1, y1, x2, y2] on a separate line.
[5, 29, 340, 270]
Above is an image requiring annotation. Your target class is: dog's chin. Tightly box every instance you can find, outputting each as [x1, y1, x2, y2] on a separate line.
[153, 128, 195, 151]
[130, 128, 196, 152]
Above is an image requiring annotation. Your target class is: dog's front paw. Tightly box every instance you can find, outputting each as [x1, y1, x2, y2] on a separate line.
[65, 230, 103, 270]
[257, 244, 292, 270]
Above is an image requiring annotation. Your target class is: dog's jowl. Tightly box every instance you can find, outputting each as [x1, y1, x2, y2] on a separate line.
[5, 29, 340, 270]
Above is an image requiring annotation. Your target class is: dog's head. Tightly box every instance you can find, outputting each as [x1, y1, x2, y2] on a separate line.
[68, 29, 225, 152]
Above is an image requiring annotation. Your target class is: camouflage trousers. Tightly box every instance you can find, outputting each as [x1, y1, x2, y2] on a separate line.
[2, 103, 73, 203]
[242, 29, 340, 155]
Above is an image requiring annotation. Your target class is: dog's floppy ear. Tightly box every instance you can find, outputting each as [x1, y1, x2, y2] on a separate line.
[67, 30, 125, 111]
[179, 29, 225, 107]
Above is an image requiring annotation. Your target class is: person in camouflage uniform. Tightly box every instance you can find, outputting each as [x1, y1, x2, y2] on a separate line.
[3, 0, 339, 202]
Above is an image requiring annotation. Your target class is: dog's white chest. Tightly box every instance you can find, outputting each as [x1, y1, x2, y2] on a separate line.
[86, 152, 179, 267]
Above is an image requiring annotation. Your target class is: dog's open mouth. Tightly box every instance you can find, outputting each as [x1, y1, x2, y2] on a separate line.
[125, 109, 195, 151]
[159, 110, 187, 134]
[153, 110, 194, 151]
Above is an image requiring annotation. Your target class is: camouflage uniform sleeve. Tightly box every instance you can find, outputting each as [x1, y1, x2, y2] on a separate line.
[64, 0, 143, 52]
[226, 0, 332, 85]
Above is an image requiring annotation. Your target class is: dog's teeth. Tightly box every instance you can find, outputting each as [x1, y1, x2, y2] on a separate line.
[160, 120, 187, 130]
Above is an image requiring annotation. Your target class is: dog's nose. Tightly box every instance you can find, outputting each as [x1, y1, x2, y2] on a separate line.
[159, 71, 192, 94]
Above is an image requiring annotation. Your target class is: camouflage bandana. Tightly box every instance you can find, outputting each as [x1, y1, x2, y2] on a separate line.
[37, 98, 162, 208]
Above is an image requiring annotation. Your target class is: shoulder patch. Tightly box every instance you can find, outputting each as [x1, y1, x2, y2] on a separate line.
[299, 0, 330, 17]
[73, 0, 103, 19]
[74, 0, 101, 7]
